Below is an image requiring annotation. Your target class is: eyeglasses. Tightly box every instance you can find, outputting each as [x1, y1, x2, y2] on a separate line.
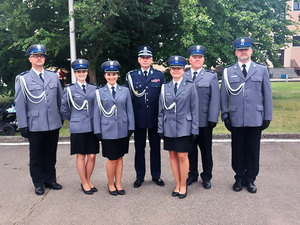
[30, 54, 46, 58]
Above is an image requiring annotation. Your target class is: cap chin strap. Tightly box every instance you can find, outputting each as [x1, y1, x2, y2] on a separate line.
[19, 76, 46, 104]
[161, 84, 176, 116]
[127, 73, 146, 97]
[223, 68, 245, 96]
[95, 89, 117, 119]
[66, 87, 89, 116]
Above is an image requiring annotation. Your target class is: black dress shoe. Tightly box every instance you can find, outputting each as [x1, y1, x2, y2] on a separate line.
[133, 179, 144, 188]
[203, 181, 211, 189]
[233, 180, 244, 192]
[107, 185, 118, 196]
[172, 191, 179, 197]
[116, 189, 125, 195]
[35, 186, 44, 195]
[245, 181, 257, 194]
[81, 184, 93, 195]
[45, 182, 62, 190]
[186, 176, 198, 186]
[91, 187, 98, 192]
[152, 178, 165, 186]
[178, 186, 188, 199]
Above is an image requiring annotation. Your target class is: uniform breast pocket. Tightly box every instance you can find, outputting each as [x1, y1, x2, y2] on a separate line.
[28, 84, 42, 96]
[250, 76, 262, 90]
[134, 82, 144, 92]
[229, 77, 242, 89]
[70, 117, 81, 123]
[151, 82, 161, 88]
[197, 83, 210, 95]
[48, 83, 58, 96]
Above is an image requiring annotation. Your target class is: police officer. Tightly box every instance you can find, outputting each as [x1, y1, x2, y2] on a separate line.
[220, 37, 273, 193]
[94, 61, 134, 196]
[126, 46, 165, 188]
[158, 56, 199, 199]
[61, 59, 99, 195]
[184, 45, 220, 189]
[15, 44, 63, 195]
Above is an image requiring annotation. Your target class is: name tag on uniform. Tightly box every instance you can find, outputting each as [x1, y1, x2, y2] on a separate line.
[151, 79, 160, 83]
[231, 75, 238, 78]
[166, 93, 171, 96]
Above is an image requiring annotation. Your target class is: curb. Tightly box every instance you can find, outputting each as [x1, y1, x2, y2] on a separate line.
[1, 133, 299, 143]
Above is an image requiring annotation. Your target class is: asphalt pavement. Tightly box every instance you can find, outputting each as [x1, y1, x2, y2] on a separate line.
[0, 136, 299, 225]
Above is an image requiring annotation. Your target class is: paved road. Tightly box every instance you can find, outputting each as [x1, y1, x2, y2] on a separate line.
[0, 139, 299, 225]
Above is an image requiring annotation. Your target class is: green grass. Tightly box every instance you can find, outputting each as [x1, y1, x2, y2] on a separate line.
[1, 82, 300, 135]
[214, 82, 300, 133]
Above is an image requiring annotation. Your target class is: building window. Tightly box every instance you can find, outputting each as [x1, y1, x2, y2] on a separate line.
[292, 36, 300, 46]
[294, 1, 300, 11]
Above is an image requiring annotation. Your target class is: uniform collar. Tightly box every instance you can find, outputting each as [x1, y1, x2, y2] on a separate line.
[32, 68, 45, 76]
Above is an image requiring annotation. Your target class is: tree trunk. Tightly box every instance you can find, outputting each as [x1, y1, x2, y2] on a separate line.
[88, 60, 97, 85]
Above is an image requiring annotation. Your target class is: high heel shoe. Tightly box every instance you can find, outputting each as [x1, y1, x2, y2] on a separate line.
[107, 185, 118, 196]
[90, 186, 98, 192]
[81, 184, 93, 195]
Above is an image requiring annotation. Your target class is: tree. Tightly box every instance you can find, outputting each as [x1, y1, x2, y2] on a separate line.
[179, 0, 297, 69]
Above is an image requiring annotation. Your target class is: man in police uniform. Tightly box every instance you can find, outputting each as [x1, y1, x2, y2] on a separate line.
[220, 38, 273, 193]
[15, 44, 63, 195]
[126, 46, 165, 188]
[184, 45, 220, 189]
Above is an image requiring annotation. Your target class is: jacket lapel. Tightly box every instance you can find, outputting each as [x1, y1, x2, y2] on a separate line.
[115, 84, 123, 101]
[103, 84, 115, 101]
[233, 63, 245, 80]
[29, 69, 44, 86]
[245, 61, 257, 81]
[43, 70, 51, 87]
[74, 83, 86, 96]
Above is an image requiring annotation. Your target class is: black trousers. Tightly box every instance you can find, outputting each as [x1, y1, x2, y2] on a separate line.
[28, 129, 59, 187]
[231, 127, 261, 183]
[134, 126, 161, 179]
[188, 127, 213, 182]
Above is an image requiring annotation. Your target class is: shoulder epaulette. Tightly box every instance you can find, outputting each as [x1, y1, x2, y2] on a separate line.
[87, 83, 97, 87]
[255, 62, 266, 66]
[65, 83, 74, 87]
[18, 71, 29, 76]
[186, 79, 193, 83]
[225, 63, 235, 68]
[153, 68, 164, 73]
[206, 70, 216, 74]
[127, 69, 137, 75]
[164, 81, 171, 84]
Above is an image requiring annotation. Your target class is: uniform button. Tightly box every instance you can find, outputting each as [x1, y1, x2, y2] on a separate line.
[147, 105, 149, 108]
[147, 99, 149, 101]
[146, 86, 148, 89]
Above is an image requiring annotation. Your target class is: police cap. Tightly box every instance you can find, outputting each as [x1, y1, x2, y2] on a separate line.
[71, 59, 89, 71]
[26, 44, 46, 56]
[233, 37, 253, 49]
[137, 46, 153, 57]
[101, 60, 120, 72]
[168, 56, 187, 68]
[188, 45, 206, 56]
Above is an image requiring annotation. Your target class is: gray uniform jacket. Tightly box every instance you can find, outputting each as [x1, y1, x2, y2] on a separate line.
[184, 69, 220, 127]
[15, 69, 63, 131]
[61, 83, 97, 134]
[94, 84, 135, 139]
[158, 80, 199, 138]
[220, 61, 273, 127]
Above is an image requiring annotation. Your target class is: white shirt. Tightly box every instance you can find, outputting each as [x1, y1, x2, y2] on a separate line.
[191, 68, 202, 78]
[173, 77, 183, 89]
[107, 83, 117, 95]
[238, 60, 251, 73]
[77, 81, 87, 90]
[32, 68, 45, 80]
[141, 68, 150, 77]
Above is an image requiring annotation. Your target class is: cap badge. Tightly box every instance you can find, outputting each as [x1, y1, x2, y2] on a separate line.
[79, 60, 83, 64]
[241, 38, 245, 46]
[110, 61, 113, 65]
[175, 56, 179, 61]
[197, 45, 200, 50]
[144, 47, 147, 50]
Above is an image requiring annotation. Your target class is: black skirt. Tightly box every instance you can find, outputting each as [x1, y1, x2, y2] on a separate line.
[71, 132, 100, 155]
[101, 137, 129, 160]
[164, 135, 193, 153]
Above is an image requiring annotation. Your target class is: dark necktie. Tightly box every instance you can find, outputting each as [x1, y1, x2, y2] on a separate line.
[193, 71, 197, 81]
[174, 83, 178, 94]
[111, 86, 116, 98]
[144, 71, 148, 79]
[82, 85, 86, 93]
[39, 73, 44, 82]
[242, 64, 247, 77]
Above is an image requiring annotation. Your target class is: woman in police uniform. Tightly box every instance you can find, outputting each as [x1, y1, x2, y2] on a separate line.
[61, 59, 99, 195]
[94, 61, 134, 196]
[158, 56, 199, 199]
